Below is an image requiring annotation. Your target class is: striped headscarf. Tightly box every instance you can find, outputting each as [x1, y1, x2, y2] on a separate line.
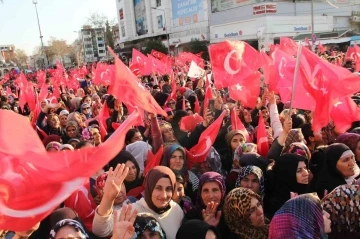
[235, 165, 265, 198]
[269, 193, 325, 239]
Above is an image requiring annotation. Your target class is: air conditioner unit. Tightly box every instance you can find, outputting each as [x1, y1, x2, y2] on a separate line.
[351, 16, 360, 22]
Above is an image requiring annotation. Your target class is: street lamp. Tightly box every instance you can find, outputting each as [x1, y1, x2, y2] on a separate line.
[32, 0, 48, 68]
[151, 7, 170, 54]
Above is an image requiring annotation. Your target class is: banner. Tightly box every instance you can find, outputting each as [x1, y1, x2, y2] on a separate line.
[211, 0, 262, 13]
[134, 0, 147, 36]
[172, 0, 204, 27]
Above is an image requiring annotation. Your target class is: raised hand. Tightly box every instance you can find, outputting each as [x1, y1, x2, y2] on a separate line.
[103, 164, 129, 201]
[202, 201, 222, 227]
[111, 205, 138, 239]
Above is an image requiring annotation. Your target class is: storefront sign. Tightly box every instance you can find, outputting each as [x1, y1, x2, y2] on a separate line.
[172, 0, 204, 27]
[253, 3, 276, 15]
[294, 26, 312, 31]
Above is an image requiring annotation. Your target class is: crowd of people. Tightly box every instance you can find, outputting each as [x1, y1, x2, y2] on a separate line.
[1, 39, 360, 239]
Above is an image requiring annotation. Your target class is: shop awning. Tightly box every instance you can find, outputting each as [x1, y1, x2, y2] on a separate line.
[293, 30, 350, 42]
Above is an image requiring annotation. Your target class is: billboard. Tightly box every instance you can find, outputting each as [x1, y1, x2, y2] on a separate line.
[172, 0, 204, 27]
[211, 0, 263, 13]
[134, 0, 147, 35]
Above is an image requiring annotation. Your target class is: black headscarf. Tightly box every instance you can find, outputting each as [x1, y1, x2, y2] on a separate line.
[176, 219, 219, 239]
[268, 154, 309, 218]
[108, 150, 144, 192]
[313, 143, 351, 198]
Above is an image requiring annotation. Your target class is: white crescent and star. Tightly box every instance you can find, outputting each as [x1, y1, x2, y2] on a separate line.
[278, 57, 286, 78]
[224, 50, 240, 75]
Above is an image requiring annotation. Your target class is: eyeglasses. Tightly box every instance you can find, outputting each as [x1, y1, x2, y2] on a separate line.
[167, 102, 175, 105]
[83, 107, 90, 110]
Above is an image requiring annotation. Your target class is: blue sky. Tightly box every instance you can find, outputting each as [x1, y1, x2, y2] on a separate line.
[0, 0, 117, 55]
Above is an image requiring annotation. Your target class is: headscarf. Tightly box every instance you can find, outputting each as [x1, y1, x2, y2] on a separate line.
[42, 135, 62, 147]
[336, 133, 360, 159]
[49, 207, 78, 228]
[126, 141, 152, 173]
[45, 141, 62, 151]
[269, 193, 325, 239]
[66, 120, 79, 133]
[237, 152, 270, 173]
[205, 147, 222, 173]
[234, 143, 258, 161]
[133, 213, 166, 239]
[176, 219, 219, 239]
[282, 129, 305, 153]
[224, 188, 269, 239]
[49, 219, 89, 239]
[196, 172, 226, 211]
[144, 166, 176, 214]
[282, 142, 311, 160]
[161, 144, 187, 176]
[322, 184, 360, 232]
[235, 165, 265, 198]
[225, 130, 246, 146]
[108, 150, 143, 192]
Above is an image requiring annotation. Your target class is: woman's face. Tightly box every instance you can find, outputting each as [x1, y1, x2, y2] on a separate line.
[54, 225, 85, 239]
[323, 210, 331, 234]
[82, 105, 91, 115]
[151, 177, 173, 209]
[172, 181, 185, 203]
[93, 95, 101, 104]
[243, 109, 252, 123]
[41, 100, 47, 108]
[66, 126, 78, 138]
[223, 104, 230, 117]
[84, 97, 92, 105]
[197, 161, 212, 175]
[296, 161, 309, 184]
[125, 160, 137, 182]
[162, 126, 176, 142]
[336, 154, 356, 178]
[93, 106, 100, 117]
[114, 183, 127, 205]
[248, 197, 265, 227]
[131, 132, 143, 144]
[80, 113, 87, 122]
[201, 182, 222, 206]
[90, 128, 101, 146]
[50, 116, 60, 128]
[169, 150, 184, 171]
[140, 229, 162, 239]
[59, 115, 68, 127]
[231, 134, 245, 151]
[355, 142, 360, 162]
[167, 100, 176, 110]
[240, 173, 260, 194]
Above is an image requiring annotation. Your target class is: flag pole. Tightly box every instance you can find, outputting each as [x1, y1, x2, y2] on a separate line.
[289, 43, 303, 116]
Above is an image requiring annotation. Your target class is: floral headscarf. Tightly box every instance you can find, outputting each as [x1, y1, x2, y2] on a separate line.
[282, 142, 311, 160]
[133, 213, 166, 239]
[336, 133, 360, 157]
[322, 184, 360, 232]
[235, 165, 265, 198]
[49, 219, 89, 239]
[195, 172, 226, 211]
[234, 143, 258, 162]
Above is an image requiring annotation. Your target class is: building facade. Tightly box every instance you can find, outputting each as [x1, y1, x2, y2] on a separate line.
[209, 0, 360, 49]
[79, 28, 107, 63]
[0, 45, 17, 78]
[115, 0, 210, 54]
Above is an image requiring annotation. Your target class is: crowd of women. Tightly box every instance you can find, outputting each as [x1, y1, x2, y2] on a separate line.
[1, 50, 360, 239]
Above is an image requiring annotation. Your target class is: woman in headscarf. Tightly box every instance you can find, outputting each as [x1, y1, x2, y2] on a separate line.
[108, 150, 144, 198]
[36, 112, 64, 137]
[125, 141, 151, 173]
[63, 121, 81, 144]
[184, 172, 230, 239]
[266, 154, 310, 219]
[219, 130, 246, 173]
[93, 166, 183, 239]
[224, 188, 269, 239]
[67, 111, 85, 130]
[336, 133, 360, 167]
[133, 213, 166, 239]
[269, 193, 331, 239]
[193, 147, 223, 178]
[313, 143, 358, 198]
[282, 142, 311, 160]
[49, 219, 89, 239]
[322, 184, 360, 238]
[172, 173, 194, 214]
[161, 144, 199, 199]
[235, 165, 265, 199]
[176, 219, 220, 239]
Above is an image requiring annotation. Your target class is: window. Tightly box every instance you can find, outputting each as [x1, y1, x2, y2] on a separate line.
[119, 9, 124, 20]
[85, 51, 93, 55]
[156, 0, 161, 7]
[84, 38, 91, 42]
[98, 37, 103, 41]
[99, 50, 105, 53]
[85, 44, 92, 48]
[98, 43, 104, 47]
[157, 15, 163, 29]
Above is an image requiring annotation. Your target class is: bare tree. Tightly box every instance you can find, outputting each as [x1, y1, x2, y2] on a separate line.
[86, 12, 108, 28]
[10, 49, 28, 68]
[48, 37, 71, 63]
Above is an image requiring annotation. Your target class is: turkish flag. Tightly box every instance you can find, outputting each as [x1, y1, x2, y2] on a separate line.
[165, 77, 177, 105]
[279, 37, 298, 56]
[203, 84, 214, 114]
[108, 47, 167, 117]
[345, 46, 355, 60]
[300, 46, 360, 131]
[231, 107, 250, 142]
[273, 48, 315, 111]
[257, 112, 269, 157]
[260, 51, 276, 91]
[194, 96, 201, 114]
[148, 54, 171, 75]
[131, 49, 151, 76]
[180, 113, 204, 133]
[0, 109, 139, 231]
[94, 62, 114, 85]
[330, 96, 360, 133]
[209, 40, 261, 89]
[353, 44, 360, 72]
[15, 73, 36, 111]
[0, 73, 10, 85]
[228, 71, 261, 108]
[144, 146, 164, 176]
[151, 49, 167, 60]
[318, 42, 326, 54]
[186, 111, 226, 169]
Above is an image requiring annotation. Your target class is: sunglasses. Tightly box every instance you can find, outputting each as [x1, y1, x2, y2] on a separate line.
[83, 107, 90, 110]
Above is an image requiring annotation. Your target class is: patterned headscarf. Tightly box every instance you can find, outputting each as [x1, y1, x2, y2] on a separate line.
[196, 172, 226, 211]
[133, 213, 166, 239]
[49, 219, 89, 239]
[282, 129, 305, 153]
[336, 133, 360, 156]
[235, 166, 265, 198]
[234, 143, 258, 162]
[322, 184, 360, 232]
[282, 142, 311, 160]
[269, 193, 325, 239]
[224, 188, 269, 239]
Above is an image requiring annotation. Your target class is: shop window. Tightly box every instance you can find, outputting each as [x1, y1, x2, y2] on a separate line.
[156, 0, 161, 7]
